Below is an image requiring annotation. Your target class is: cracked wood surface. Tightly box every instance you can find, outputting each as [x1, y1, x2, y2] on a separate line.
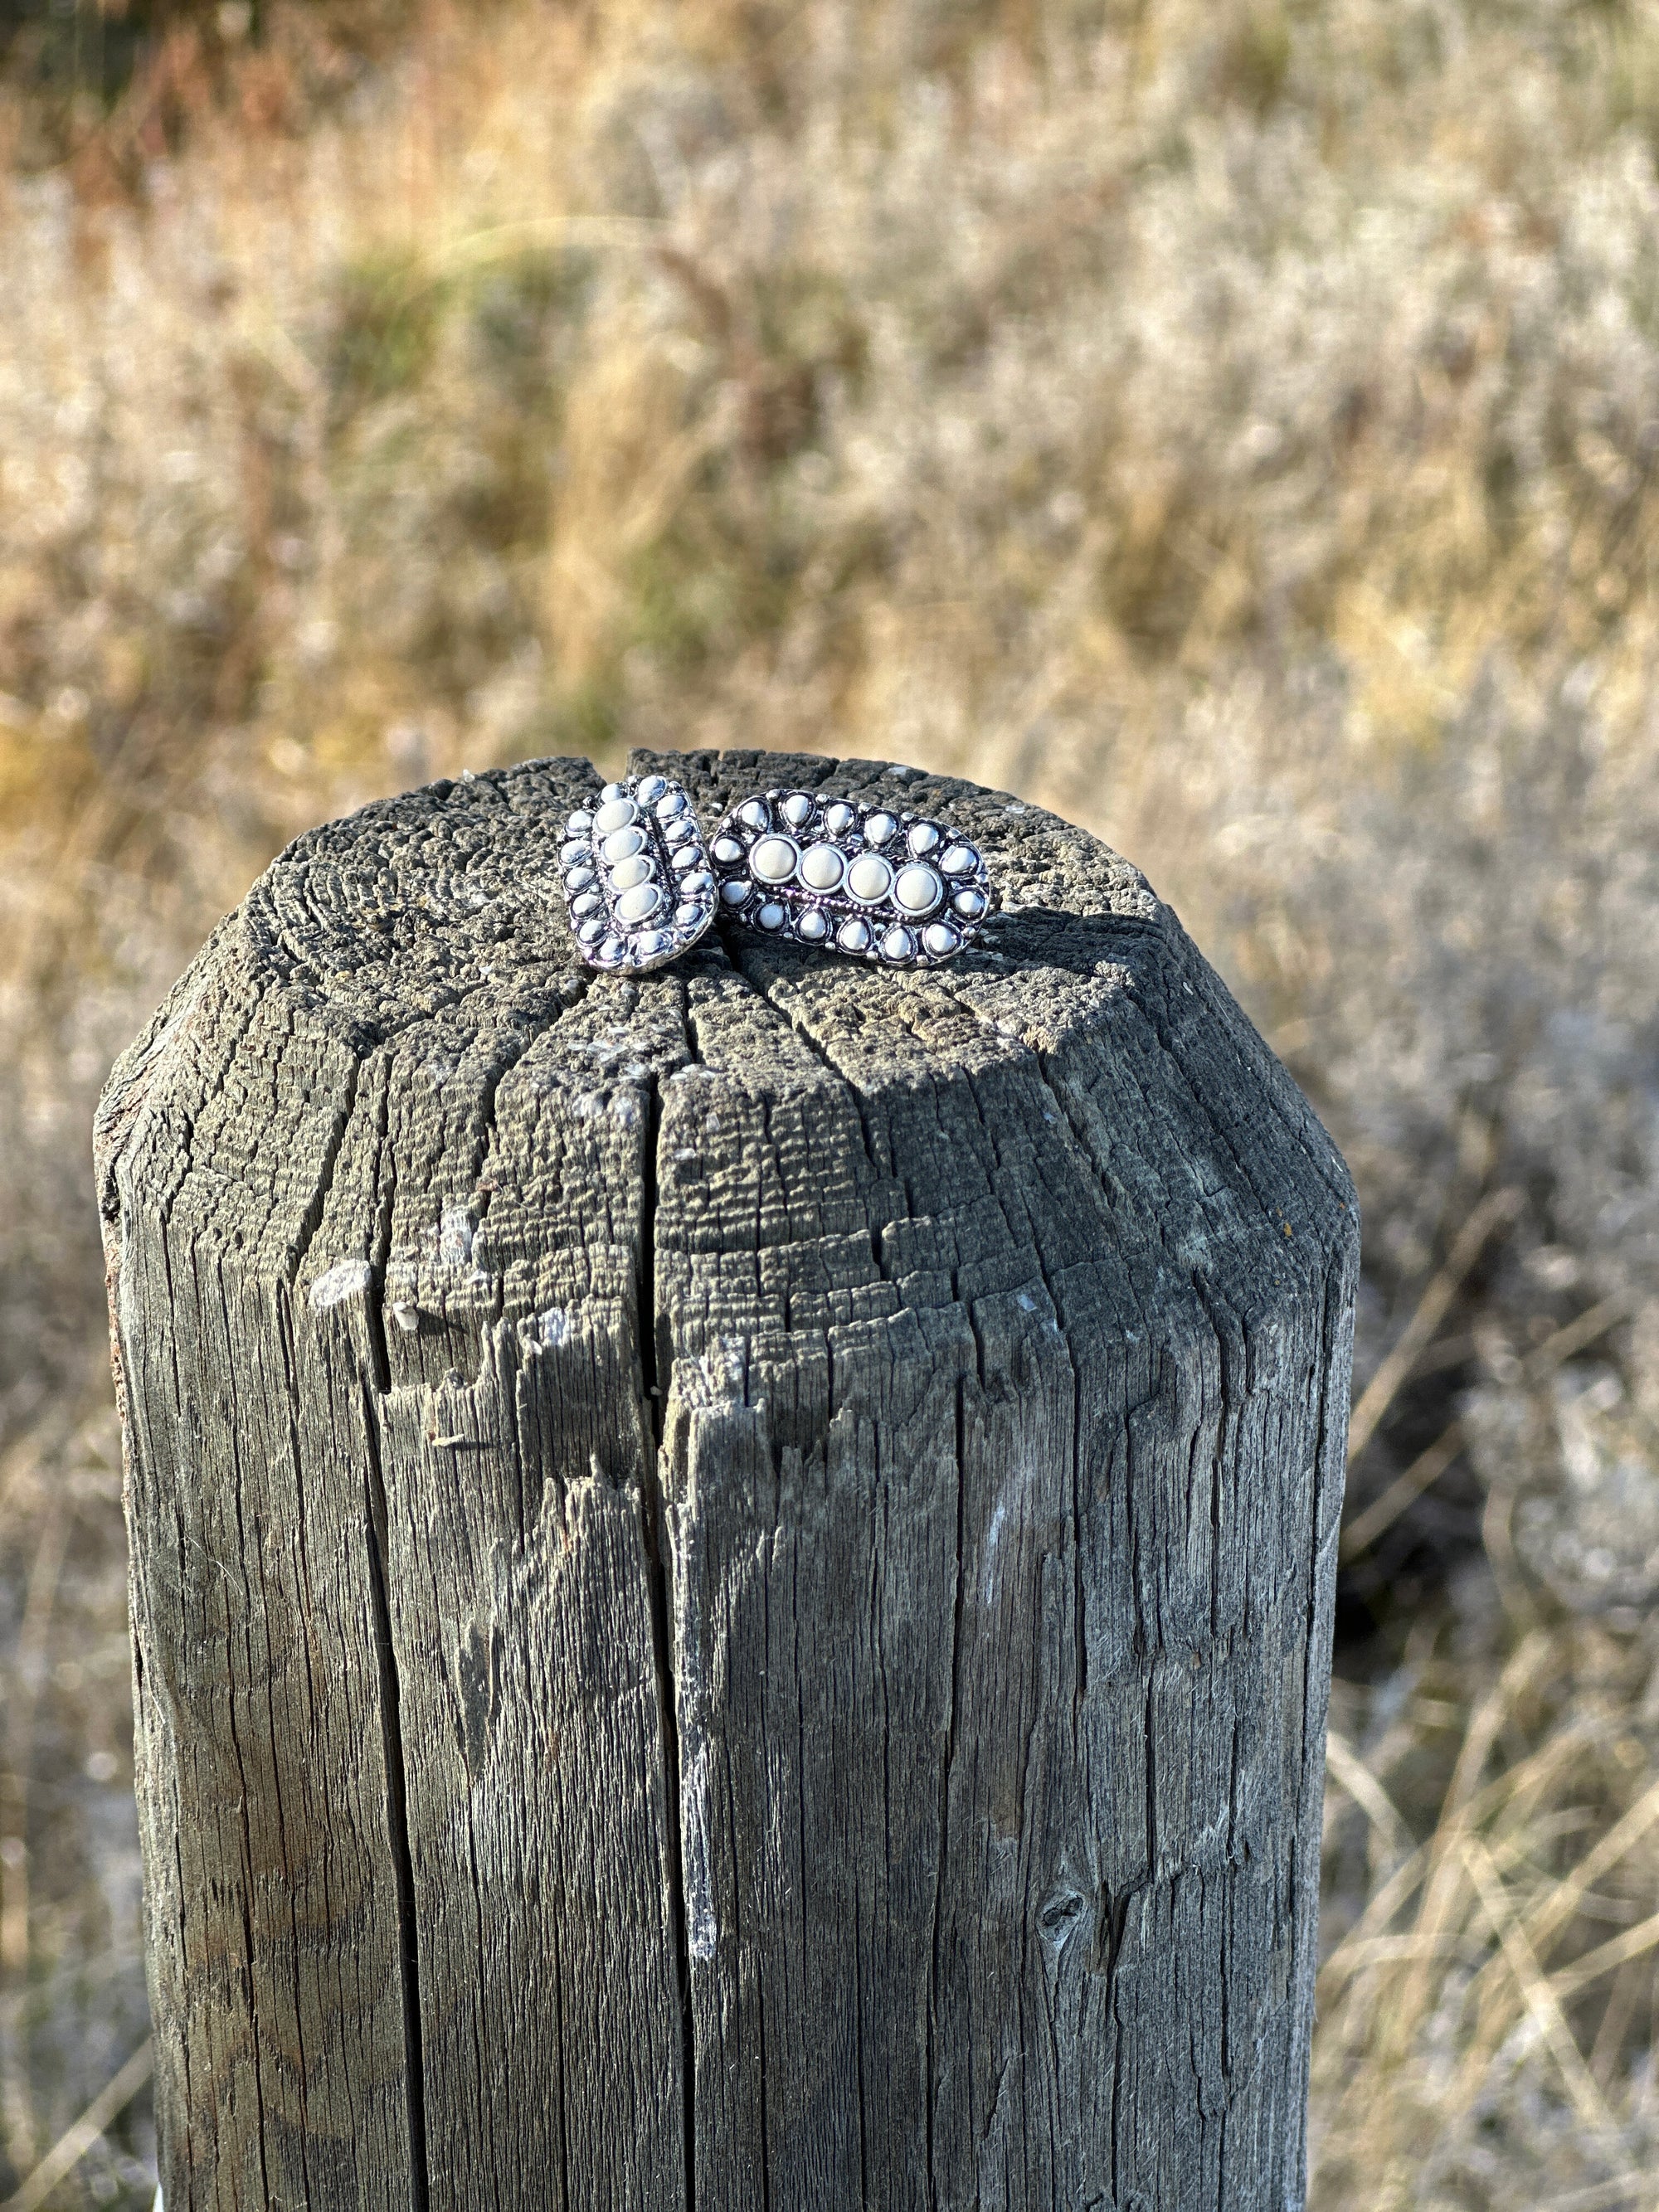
[96, 748, 1358, 2211]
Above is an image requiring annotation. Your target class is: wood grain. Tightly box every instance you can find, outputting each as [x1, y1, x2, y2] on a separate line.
[97, 750, 1357, 2210]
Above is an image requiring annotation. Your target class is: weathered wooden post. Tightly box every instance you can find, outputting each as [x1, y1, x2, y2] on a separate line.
[98, 749, 1356, 2212]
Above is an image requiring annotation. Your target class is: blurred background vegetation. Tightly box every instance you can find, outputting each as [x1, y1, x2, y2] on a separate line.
[3, 0, 1659, 2203]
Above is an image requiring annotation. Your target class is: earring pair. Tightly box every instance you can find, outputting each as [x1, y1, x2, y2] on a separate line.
[560, 772, 995, 975]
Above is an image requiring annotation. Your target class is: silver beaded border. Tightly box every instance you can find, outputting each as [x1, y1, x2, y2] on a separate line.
[561, 773, 718, 973]
[707, 788, 995, 967]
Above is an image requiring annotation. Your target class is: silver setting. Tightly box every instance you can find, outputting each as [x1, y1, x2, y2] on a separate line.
[707, 787, 997, 967]
[751, 834, 800, 885]
[561, 771, 717, 973]
[893, 863, 945, 916]
[847, 853, 893, 904]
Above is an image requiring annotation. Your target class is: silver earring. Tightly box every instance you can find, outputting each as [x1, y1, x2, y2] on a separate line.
[707, 787, 995, 965]
[561, 773, 718, 972]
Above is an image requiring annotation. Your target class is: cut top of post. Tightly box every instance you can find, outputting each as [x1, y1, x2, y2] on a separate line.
[99, 747, 1355, 1399]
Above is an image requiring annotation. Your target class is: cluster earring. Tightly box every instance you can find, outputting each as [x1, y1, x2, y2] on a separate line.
[562, 776, 995, 973]
[705, 788, 994, 966]
[559, 772, 718, 974]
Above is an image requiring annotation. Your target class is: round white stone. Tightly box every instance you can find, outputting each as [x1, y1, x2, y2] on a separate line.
[713, 838, 746, 866]
[664, 815, 695, 844]
[781, 792, 815, 828]
[847, 853, 893, 903]
[675, 902, 705, 928]
[721, 878, 752, 906]
[577, 917, 605, 945]
[952, 887, 987, 919]
[798, 843, 845, 892]
[751, 836, 800, 886]
[566, 810, 593, 834]
[564, 864, 596, 892]
[893, 863, 943, 916]
[881, 926, 916, 962]
[655, 792, 685, 820]
[838, 917, 872, 953]
[738, 799, 771, 831]
[682, 871, 715, 895]
[757, 902, 786, 931]
[593, 799, 637, 835]
[825, 802, 857, 835]
[922, 922, 960, 958]
[601, 826, 646, 863]
[610, 855, 654, 892]
[671, 844, 701, 873]
[633, 929, 673, 960]
[615, 883, 663, 923]
[561, 839, 591, 866]
[796, 908, 829, 941]
[636, 775, 669, 803]
[597, 935, 625, 962]
[600, 782, 625, 802]
[570, 891, 601, 918]
[864, 812, 898, 844]
[939, 843, 977, 877]
[907, 821, 941, 857]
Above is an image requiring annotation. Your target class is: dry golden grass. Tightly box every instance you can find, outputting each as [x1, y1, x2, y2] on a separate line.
[3, 2, 1659, 2203]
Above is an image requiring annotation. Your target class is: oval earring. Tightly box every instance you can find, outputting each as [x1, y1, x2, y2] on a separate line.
[560, 772, 719, 972]
[707, 787, 996, 965]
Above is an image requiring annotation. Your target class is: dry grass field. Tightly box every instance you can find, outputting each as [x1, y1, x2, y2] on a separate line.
[3, 0, 1659, 2203]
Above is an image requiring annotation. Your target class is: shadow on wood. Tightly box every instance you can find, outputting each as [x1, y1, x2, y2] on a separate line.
[95, 750, 1357, 2211]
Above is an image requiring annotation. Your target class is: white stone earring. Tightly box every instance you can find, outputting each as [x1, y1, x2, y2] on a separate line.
[561, 773, 718, 972]
[707, 788, 995, 965]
